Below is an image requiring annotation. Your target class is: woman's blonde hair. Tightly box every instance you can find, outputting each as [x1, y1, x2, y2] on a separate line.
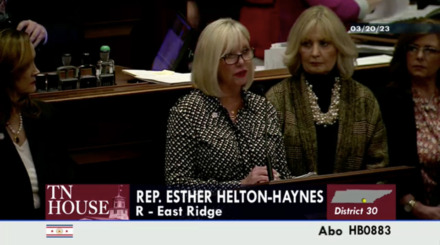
[284, 5, 357, 79]
[191, 18, 254, 97]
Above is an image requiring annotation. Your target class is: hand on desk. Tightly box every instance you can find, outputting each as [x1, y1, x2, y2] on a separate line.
[402, 193, 440, 220]
[17, 20, 47, 47]
[241, 166, 281, 186]
[412, 202, 440, 220]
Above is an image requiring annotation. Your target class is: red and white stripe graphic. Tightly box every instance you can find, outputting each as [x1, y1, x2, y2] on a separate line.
[46, 224, 73, 238]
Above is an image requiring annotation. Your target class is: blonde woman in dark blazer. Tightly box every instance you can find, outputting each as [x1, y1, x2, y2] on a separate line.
[266, 6, 388, 176]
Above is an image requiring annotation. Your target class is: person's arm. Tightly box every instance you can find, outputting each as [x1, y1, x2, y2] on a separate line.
[401, 194, 440, 219]
[241, 166, 276, 185]
[2, 0, 48, 46]
[16, 19, 47, 47]
[365, 97, 389, 169]
[265, 83, 286, 133]
[264, 100, 292, 179]
[186, 0, 200, 29]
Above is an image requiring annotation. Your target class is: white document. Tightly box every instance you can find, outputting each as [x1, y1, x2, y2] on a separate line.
[365, 2, 439, 24]
[355, 54, 392, 66]
[294, 172, 317, 179]
[364, 0, 409, 22]
[264, 42, 287, 70]
[123, 69, 191, 85]
[356, 44, 395, 55]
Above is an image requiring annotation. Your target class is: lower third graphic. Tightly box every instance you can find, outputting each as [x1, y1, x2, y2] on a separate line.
[327, 184, 396, 220]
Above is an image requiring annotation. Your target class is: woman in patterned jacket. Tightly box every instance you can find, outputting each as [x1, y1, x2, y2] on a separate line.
[265, 6, 388, 176]
[165, 18, 291, 189]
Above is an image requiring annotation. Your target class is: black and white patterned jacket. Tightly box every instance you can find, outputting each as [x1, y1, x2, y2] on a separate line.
[165, 89, 291, 189]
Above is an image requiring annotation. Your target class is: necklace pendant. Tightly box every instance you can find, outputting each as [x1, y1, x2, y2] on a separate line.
[7, 112, 23, 144]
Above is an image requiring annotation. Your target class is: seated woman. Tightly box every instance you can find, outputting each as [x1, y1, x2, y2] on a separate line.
[379, 18, 440, 219]
[165, 18, 291, 189]
[266, 6, 388, 176]
[0, 28, 75, 219]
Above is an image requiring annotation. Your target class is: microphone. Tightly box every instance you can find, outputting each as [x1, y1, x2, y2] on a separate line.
[267, 159, 274, 181]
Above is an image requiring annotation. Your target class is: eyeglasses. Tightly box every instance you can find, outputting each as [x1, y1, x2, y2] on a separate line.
[407, 44, 440, 56]
[221, 48, 254, 65]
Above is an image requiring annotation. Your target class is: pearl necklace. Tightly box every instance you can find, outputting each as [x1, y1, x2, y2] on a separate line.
[305, 77, 341, 126]
[6, 112, 23, 144]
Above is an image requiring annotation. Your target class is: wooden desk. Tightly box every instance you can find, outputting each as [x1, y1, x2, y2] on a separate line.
[33, 63, 390, 102]
[30, 64, 390, 184]
[269, 166, 417, 185]
[350, 34, 398, 45]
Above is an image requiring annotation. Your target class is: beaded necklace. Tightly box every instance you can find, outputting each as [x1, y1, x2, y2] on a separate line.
[305, 77, 341, 126]
[6, 112, 23, 144]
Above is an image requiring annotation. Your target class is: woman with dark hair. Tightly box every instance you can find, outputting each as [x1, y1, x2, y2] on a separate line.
[0, 28, 75, 219]
[379, 18, 440, 219]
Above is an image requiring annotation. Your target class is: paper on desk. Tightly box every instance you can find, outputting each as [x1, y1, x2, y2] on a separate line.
[365, 2, 439, 24]
[255, 66, 266, 71]
[123, 69, 191, 85]
[294, 172, 317, 179]
[355, 54, 392, 66]
[364, 0, 409, 22]
[356, 44, 395, 55]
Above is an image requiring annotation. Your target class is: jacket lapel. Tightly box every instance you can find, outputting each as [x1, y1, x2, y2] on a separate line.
[291, 75, 318, 172]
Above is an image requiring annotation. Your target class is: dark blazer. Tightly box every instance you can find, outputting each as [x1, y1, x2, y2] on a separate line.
[378, 85, 424, 218]
[266, 75, 388, 175]
[0, 101, 75, 220]
[378, 86, 419, 167]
